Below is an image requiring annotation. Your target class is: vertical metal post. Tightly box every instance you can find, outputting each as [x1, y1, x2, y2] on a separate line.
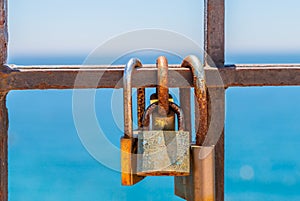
[179, 88, 191, 135]
[204, 0, 225, 68]
[0, 0, 8, 200]
[0, 0, 7, 65]
[204, 0, 225, 201]
[0, 92, 8, 201]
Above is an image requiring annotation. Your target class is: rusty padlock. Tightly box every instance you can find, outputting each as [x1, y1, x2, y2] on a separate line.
[136, 56, 190, 176]
[175, 55, 215, 201]
[121, 58, 146, 186]
[137, 101, 190, 176]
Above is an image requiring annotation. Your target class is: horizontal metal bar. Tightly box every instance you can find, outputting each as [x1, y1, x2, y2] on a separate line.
[1, 64, 300, 90]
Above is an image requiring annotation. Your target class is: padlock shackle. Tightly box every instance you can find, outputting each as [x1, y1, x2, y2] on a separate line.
[142, 102, 185, 131]
[124, 58, 143, 138]
[157, 56, 169, 116]
[181, 55, 208, 145]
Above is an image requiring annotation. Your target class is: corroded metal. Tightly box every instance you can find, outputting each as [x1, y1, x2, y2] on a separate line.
[137, 88, 145, 128]
[175, 146, 215, 201]
[142, 102, 184, 131]
[204, 0, 224, 67]
[157, 56, 169, 116]
[137, 130, 190, 176]
[123, 58, 142, 138]
[137, 102, 189, 176]
[3, 65, 300, 90]
[0, 91, 8, 201]
[181, 55, 207, 146]
[121, 58, 145, 186]
[175, 55, 216, 201]
[204, 1, 225, 198]
[179, 88, 191, 135]
[120, 137, 143, 185]
[0, 0, 8, 65]
[150, 57, 176, 131]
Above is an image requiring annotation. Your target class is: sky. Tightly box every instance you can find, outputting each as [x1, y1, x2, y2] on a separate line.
[8, 0, 300, 63]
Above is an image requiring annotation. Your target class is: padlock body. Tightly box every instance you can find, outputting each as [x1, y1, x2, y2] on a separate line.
[121, 135, 145, 186]
[175, 145, 215, 201]
[137, 131, 190, 176]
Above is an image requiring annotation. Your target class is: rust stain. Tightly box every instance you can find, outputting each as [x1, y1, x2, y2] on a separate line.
[157, 56, 169, 116]
[181, 56, 208, 145]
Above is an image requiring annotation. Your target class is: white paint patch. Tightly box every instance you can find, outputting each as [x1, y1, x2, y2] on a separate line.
[240, 165, 254, 180]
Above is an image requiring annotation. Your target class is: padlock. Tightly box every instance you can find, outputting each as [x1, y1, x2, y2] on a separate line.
[137, 97, 190, 176]
[121, 58, 146, 186]
[174, 55, 215, 201]
[137, 101, 190, 176]
[149, 56, 175, 131]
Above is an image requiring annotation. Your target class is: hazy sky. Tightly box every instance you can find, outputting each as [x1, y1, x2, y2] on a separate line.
[8, 0, 300, 60]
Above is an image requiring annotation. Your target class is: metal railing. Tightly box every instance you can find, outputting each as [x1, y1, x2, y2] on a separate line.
[0, 0, 299, 200]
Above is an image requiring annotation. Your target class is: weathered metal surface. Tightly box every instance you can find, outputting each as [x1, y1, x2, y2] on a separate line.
[120, 137, 144, 185]
[150, 56, 176, 131]
[0, 0, 7, 65]
[205, 0, 226, 191]
[123, 59, 142, 138]
[2, 64, 300, 90]
[175, 55, 213, 201]
[137, 130, 190, 176]
[216, 65, 300, 87]
[207, 87, 225, 201]
[137, 101, 190, 176]
[0, 65, 193, 90]
[149, 93, 176, 130]
[142, 102, 185, 131]
[179, 88, 191, 135]
[181, 55, 207, 146]
[174, 88, 192, 199]
[204, 0, 224, 67]
[157, 56, 169, 116]
[175, 146, 215, 201]
[121, 58, 145, 185]
[137, 88, 145, 128]
[0, 92, 7, 201]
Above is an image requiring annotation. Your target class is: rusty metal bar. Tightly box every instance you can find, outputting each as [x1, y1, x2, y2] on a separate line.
[0, 0, 8, 200]
[0, 92, 8, 201]
[0, 0, 7, 65]
[204, 0, 225, 67]
[206, 86, 225, 201]
[2, 64, 300, 90]
[204, 1, 225, 200]
[179, 88, 191, 135]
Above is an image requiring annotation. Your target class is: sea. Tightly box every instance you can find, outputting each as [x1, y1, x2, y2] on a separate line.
[7, 53, 300, 201]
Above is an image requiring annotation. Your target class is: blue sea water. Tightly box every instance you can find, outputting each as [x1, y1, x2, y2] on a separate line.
[7, 55, 300, 201]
